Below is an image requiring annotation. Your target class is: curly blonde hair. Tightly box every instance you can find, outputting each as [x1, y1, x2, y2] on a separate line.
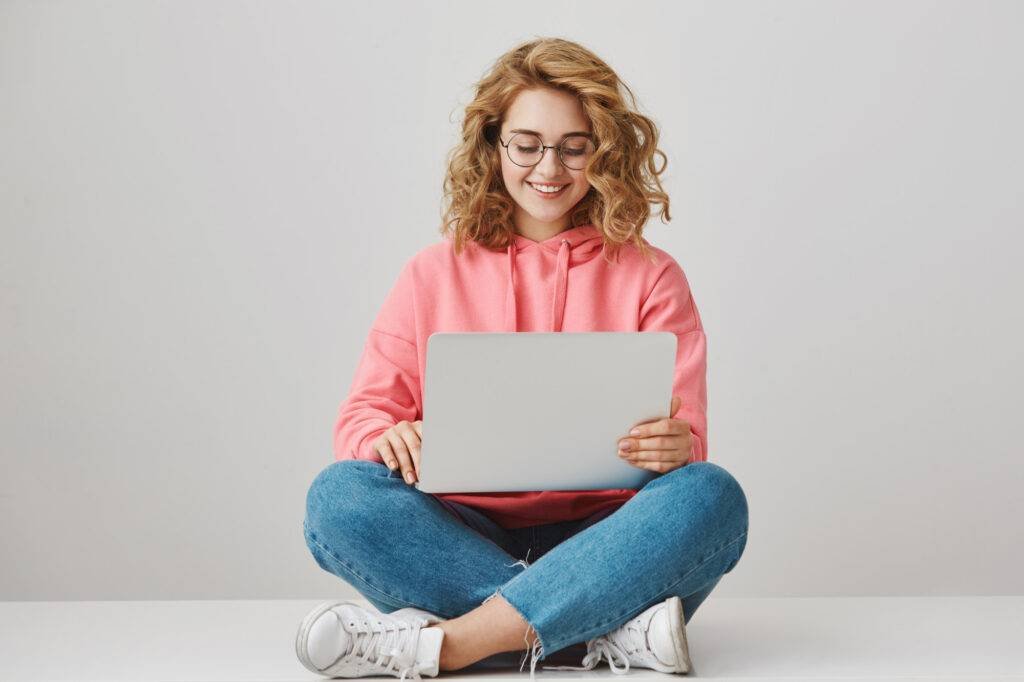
[439, 37, 672, 264]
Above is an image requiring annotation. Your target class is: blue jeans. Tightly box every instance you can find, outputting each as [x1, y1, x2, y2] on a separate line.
[303, 458, 749, 671]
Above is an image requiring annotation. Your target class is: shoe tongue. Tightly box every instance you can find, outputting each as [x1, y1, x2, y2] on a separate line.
[646, 612, 677, 666]
[414, 626, 445, 677]
[336, 604, 367, 624]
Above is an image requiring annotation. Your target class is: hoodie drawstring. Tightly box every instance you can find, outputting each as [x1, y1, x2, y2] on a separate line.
[505, 244, 518, 331]
[505, 238, 572, 333]
[550, 239, 570, 332]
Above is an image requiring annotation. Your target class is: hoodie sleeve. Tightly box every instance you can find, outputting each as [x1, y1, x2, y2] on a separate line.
[638, 258, 709, 463]
[333, 259, 421, 463]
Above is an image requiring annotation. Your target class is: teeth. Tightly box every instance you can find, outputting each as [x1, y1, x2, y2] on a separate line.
[529, 182, 565, 193]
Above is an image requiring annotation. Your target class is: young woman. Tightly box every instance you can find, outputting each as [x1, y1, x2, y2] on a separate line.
[297, 37, 749, 680]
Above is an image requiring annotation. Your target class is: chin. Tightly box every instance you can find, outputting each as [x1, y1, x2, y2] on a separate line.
[523, 205, 571, 223]
[518, 188, 586, 211]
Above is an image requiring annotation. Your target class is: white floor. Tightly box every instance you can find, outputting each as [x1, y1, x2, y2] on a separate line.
[1, 597, 1022, 681]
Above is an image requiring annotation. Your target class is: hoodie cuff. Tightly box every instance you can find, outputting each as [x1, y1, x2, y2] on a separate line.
[688, 427, 704, 463]
[350, 420, 395, 463]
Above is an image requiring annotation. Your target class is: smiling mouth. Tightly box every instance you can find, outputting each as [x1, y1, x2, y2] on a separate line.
[527, 182, 569, 196]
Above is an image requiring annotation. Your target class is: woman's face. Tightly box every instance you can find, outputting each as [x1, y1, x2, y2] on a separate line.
[498, 87, 593, 236]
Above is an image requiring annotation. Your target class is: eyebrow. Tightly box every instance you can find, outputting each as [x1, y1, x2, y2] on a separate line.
[509, 128, 593, 139]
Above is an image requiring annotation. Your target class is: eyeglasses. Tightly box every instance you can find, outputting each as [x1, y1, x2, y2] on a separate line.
[497, 132, 596, 170]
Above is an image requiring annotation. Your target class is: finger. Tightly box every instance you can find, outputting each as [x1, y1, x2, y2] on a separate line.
[412, 420, 423, 438]
[627, 458, 685, 474]
[626, 419, 668, 438]
[621, 435, 682, 453]
[618, 434, 685, 455]
[627, 417, 688, 439]
[670, 395, 681, 417]
[372, 436, 396, 470]
[621, 448, 689, 463]
[386, 431, 417, 484]
[398, 423, 422, 477]
[635, 458, 689, 470]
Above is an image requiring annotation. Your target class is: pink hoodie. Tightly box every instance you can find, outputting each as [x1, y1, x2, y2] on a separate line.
[333, 223, 708, 529]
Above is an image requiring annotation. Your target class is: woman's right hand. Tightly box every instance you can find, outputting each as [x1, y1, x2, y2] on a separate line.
[371, 420, 422, 485]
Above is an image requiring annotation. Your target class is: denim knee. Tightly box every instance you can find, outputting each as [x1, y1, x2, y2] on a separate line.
[304, 459, 391, 539]
[666, 461, 749, 538]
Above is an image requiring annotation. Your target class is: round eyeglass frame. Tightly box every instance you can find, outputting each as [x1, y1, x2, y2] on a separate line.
[497, 132, 595, 170]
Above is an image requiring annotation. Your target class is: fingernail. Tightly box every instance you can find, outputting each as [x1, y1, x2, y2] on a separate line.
[618, 440, 630, 450]
[405, 472, 414, 483]
[630, 428, 641, 435]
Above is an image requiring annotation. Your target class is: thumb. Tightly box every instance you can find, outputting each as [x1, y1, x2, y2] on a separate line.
[669, 395, 681, 418]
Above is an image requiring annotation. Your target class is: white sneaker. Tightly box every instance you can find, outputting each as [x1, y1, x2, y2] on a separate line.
[543, 595, 692, 675]
[295, 600, 447, 680]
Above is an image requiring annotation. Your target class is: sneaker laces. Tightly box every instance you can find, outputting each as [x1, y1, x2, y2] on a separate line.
[542, 618, 648, 675]
[333, 611, 433, 681]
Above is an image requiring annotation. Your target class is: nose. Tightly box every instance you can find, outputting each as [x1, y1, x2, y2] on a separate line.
[535, 145, 566, 178]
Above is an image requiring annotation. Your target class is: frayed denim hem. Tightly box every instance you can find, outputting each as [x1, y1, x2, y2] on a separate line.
[482, 588, 546, 681]
[480, 550, 547, 681]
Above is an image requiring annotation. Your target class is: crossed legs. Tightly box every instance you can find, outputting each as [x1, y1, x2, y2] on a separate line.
[303, 458, 749, 671]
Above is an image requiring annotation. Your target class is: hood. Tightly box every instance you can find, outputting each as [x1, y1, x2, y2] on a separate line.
[504, 223, 606, 332]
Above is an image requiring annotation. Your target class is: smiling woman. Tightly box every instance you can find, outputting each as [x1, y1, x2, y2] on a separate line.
[300, 36, 748, 682]
[493, 90, 597, 235]
[441, 39, 673, 262]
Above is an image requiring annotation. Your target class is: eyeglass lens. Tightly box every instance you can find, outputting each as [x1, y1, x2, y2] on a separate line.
[506, 133, 595, 169]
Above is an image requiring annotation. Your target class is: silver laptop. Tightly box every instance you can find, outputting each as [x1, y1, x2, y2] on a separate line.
[415, 332, 677, 493]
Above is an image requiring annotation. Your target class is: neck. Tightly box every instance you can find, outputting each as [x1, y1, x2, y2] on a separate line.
[513, 206, 571, 243]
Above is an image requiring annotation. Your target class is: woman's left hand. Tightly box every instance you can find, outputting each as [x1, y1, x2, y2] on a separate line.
[617, 396, 693, 474]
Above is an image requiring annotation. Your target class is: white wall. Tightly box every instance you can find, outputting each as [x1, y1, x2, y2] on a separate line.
[2, 0, 1021, 600]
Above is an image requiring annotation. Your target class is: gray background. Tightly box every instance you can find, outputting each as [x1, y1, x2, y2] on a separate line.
[2, 0, 1021, 600]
